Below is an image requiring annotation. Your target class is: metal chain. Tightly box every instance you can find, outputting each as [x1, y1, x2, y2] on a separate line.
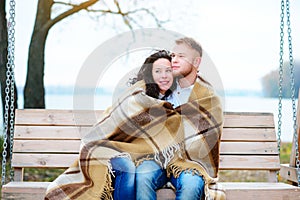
[285, 0, 300, 187]
[8, 0, 16, 182]
[277, 0, 285, 158]
[1, 0, 16, 186]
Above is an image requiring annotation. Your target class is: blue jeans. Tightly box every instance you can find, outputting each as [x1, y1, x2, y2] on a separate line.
[111, 157, 136, 200]
[136, 160, 205, 200]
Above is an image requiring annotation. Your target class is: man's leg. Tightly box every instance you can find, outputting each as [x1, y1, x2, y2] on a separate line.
[111, 157, 136, 200]
[136, 160, 168, 200]
[170, 171, 205, 200]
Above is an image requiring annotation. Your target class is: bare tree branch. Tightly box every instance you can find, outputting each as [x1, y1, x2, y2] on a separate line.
[86, 4, 167, 29]
[126, 8, 166, 28]
[47, 0, 99, 28]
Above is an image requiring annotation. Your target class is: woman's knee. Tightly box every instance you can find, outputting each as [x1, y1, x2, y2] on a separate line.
[111, 157, 135, 173]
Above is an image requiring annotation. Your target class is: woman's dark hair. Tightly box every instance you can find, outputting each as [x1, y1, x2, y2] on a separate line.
[129, 50, 176, 99]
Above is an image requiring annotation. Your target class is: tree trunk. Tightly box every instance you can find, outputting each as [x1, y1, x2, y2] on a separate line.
[23, 31, 48, 108]
[0, 0, 8, 118]
[24, 0, 52, 108]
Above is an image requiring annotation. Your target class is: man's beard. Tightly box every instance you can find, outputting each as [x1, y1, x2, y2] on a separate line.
[173, 66, 194, 78]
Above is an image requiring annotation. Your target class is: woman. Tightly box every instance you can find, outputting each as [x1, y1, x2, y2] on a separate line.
[111, 49, 176, 200]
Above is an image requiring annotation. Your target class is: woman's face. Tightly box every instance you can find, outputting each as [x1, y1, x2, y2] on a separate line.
[152, 58, 173, 94]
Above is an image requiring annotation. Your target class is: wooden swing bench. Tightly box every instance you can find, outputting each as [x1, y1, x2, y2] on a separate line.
[2, 109, 300, 200]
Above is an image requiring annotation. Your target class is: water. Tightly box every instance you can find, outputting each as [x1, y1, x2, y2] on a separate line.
[0, 93, 297, 142]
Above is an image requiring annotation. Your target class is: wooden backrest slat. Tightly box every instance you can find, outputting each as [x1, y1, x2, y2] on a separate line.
[14, 126, 92, 139]
[15, 109, 104, 126]
[223, 112, 275, 128]
[15, 110, 274, 127]
[220, 155, 280, 170]
[11, 154, 280, 170]
[13, 140, 278, 155]
[222, 128, 276, 141]
[14, 126, 276, 142]
[220, 142, 278, 155]
[13, 140, 81, 153]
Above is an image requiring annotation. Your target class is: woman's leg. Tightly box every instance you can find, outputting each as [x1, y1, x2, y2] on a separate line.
[136, 160, 168, 200]
[111, 157, 136, 200]
[170, 171, 205, 200]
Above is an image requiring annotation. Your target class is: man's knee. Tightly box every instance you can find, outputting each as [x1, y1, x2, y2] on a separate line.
[180, 172, 204, 188]
[172, 171, 205, 193]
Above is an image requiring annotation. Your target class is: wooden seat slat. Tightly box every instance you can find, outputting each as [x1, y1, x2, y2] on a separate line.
[221, 182, 300, 200]
[3, 182, 300, 200]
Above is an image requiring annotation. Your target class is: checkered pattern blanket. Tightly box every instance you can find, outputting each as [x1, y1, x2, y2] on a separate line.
[45, 79, 225, 200]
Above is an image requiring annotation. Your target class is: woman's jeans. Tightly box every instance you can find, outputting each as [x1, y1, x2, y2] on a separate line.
[136, 160, 205, 200]
[111, 157, 136, 200]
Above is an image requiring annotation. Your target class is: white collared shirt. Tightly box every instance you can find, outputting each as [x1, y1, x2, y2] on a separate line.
[167, 80, 194, 108]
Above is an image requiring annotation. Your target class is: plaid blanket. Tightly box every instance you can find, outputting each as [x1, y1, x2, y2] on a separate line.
[45, 79, 225, 200]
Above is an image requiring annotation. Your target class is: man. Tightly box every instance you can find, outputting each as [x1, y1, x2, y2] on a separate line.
[136, 37, 224, 200]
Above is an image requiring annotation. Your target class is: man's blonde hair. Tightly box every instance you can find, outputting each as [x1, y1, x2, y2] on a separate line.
[175, 37, 202, 57]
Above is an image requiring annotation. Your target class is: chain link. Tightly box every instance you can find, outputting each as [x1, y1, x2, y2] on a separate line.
[1, 0, 16, 186]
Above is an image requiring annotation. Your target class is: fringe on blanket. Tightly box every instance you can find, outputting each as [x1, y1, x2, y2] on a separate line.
[134, 143, 184, 169]
[154, 143, 183, 169]
[100, 170, 114, 200]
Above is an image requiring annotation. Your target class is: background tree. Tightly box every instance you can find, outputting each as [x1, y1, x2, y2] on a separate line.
[261, 61, 300, 98]
[24, 0, 164, 108]
[0, 0, 8, 118]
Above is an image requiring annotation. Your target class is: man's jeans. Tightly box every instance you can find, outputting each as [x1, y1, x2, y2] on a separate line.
[111, 157, 136, 200]
[136, 160, 205, 200]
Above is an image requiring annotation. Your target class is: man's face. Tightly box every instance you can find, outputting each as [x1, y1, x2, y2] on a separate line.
[170, 43, 199, 78]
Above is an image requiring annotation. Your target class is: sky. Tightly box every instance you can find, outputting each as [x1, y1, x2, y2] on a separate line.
[1, 0, 299, 141]
[10, 0, 300, 92]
